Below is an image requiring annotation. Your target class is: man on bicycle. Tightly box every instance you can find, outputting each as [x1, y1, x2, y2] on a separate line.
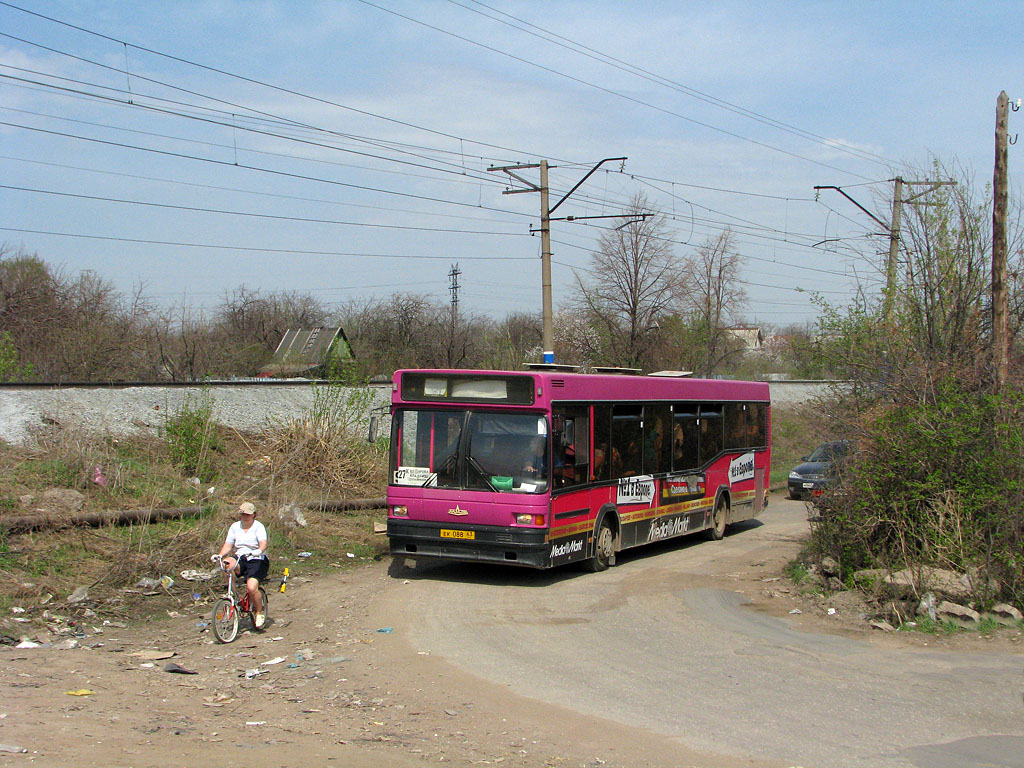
[217, 501, 269, 629]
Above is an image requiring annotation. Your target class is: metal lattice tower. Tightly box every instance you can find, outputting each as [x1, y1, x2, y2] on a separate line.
[449, 263, 461, 312]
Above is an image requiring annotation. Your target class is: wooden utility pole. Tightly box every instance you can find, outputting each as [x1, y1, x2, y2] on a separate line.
[992, 90, 1010, 391]
[884, 176, 904, 322]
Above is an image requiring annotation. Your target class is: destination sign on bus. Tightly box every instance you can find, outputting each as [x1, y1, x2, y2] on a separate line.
[400, 372, 535, 404]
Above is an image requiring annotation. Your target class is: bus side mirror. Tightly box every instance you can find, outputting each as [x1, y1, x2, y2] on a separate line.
[368, 415, 379, 443]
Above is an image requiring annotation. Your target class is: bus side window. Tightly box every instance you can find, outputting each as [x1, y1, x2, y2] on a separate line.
[699, 405, 724, 465]
[724, 403, 745, 450]
[552, 406, 590, 489]
[592, 405, 612, 482]
[644, 404, 672, 475]
[672, 407, 699, 471]
[749, 402, 767, 447]
[612, 405, 643, 477]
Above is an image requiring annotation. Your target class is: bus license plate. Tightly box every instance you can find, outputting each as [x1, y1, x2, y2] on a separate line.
[440, 529, 475, 540]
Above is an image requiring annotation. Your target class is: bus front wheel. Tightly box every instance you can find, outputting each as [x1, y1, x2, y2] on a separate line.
[585, 519, 615, 572]
[709, 495, 729, 541]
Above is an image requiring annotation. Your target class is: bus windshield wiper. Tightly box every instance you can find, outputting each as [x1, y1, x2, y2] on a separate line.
[465, 455, 497, 491]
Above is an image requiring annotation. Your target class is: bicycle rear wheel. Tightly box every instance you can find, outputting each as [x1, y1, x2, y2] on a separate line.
[212, 598, 239, 643]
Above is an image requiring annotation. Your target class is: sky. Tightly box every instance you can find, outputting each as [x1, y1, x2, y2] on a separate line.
[1, 0, 1020, 330]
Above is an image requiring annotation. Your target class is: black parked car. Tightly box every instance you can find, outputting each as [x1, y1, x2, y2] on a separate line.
[787, 440, 851, 500]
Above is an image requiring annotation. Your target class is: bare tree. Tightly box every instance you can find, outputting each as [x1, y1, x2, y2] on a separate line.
[215, 286, 329, 374]
[684, 229, 747, 377]
[148, 301, 223, 381]
[338, 294, 447, 379]
[574, 194, 684, 368]
[889, 159, 991, 376]
[820, 156, 1024, 399]
[0, 247, 155, 380]
[56, 271, 153, 380]
[0, 247, 61, 376]
[552, 308, 601, 369]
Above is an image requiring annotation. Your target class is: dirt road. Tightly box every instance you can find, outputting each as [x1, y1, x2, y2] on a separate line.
[2, 494, 1022, 768]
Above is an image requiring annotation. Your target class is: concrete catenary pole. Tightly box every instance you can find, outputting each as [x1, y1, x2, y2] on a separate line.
[540, 160, 554, 364]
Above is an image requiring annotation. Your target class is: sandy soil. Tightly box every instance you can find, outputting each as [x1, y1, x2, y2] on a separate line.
[3, 563, 748, 768]
[2, 504, 1021, 768]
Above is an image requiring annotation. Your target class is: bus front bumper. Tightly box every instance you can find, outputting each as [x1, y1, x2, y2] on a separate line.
[387, 519, 550, 568]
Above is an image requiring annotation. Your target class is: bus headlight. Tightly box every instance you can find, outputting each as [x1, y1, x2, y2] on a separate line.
[515, 513, 544, 525]
[391, 505, 408, 517]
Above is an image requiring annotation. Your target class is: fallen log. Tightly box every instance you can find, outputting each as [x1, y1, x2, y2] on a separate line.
[308, 498, 386, 512]
[0, 506, 206, 535]
[2, 497, 389, 534]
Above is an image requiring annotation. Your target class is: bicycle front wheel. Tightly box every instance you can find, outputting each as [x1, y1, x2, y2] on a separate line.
[212, 597, 239, 643]
[258, 587, 269, 622]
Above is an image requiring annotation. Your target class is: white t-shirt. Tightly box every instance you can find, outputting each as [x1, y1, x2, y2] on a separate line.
[226, 520, 268, 559]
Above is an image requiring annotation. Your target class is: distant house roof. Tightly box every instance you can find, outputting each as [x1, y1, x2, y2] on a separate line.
[259, 327, 352, 377]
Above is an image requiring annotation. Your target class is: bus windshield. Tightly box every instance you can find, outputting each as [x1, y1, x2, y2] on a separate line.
[391, 409, 549, 493]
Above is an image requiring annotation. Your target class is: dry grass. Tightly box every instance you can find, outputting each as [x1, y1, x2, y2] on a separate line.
[0, 397, 389, 633]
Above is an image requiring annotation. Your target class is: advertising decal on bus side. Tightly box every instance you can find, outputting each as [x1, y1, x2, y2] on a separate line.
[647, 513, 692, 541]
[728, 452, 756, 484]
[617, 475, 656, 505]
[663, 473, 705, 497]
[552, 536, 585, 561]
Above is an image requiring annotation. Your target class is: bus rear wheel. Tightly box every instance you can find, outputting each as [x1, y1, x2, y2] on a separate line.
[585, 519, 614, 572]
[709, 495, 728, 541]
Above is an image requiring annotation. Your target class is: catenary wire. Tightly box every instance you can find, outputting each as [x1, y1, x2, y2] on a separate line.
[357, 0, 878, 182]
[453, 0, 901, 169]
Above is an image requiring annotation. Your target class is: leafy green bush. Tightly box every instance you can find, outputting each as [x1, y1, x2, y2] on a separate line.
[811, 380, 1024, 604]
[0, 330, 33, 382]
[162, 392, 221, 480]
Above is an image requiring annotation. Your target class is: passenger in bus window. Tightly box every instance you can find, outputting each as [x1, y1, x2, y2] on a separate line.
[644, 416, 665, 474]
[554, 442, 575, 487]
[592, 446, 606, 480]
[521, 435, 547, 475]
[673, 422, 686, 463]
[610, 444, 626, 475]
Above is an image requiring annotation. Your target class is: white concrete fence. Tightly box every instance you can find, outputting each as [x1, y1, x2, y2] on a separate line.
[0, 379, 837, 446]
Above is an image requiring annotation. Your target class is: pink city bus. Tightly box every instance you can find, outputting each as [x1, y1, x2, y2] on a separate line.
[386, 369, 770, 571]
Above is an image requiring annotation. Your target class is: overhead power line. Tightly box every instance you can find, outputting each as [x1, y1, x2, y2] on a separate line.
[0, 226, 536, 260]
[0, 1, 574, 163]
[451, 0, 899, 169]
[0, 59, 513, 185]
[1, 184, 532, 236]
[0, 153, 525, 225]
[0, 120, 539, 218]
[357, 0, 878, 181]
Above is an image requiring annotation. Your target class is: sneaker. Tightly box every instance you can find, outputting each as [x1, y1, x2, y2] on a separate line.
[254, 613, 265, 629]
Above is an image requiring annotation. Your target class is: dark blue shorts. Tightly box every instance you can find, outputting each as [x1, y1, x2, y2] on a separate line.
[238, 555, 269, 583]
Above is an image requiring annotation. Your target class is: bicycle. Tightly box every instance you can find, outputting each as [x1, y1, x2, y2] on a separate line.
[210, 554, 270, 643]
